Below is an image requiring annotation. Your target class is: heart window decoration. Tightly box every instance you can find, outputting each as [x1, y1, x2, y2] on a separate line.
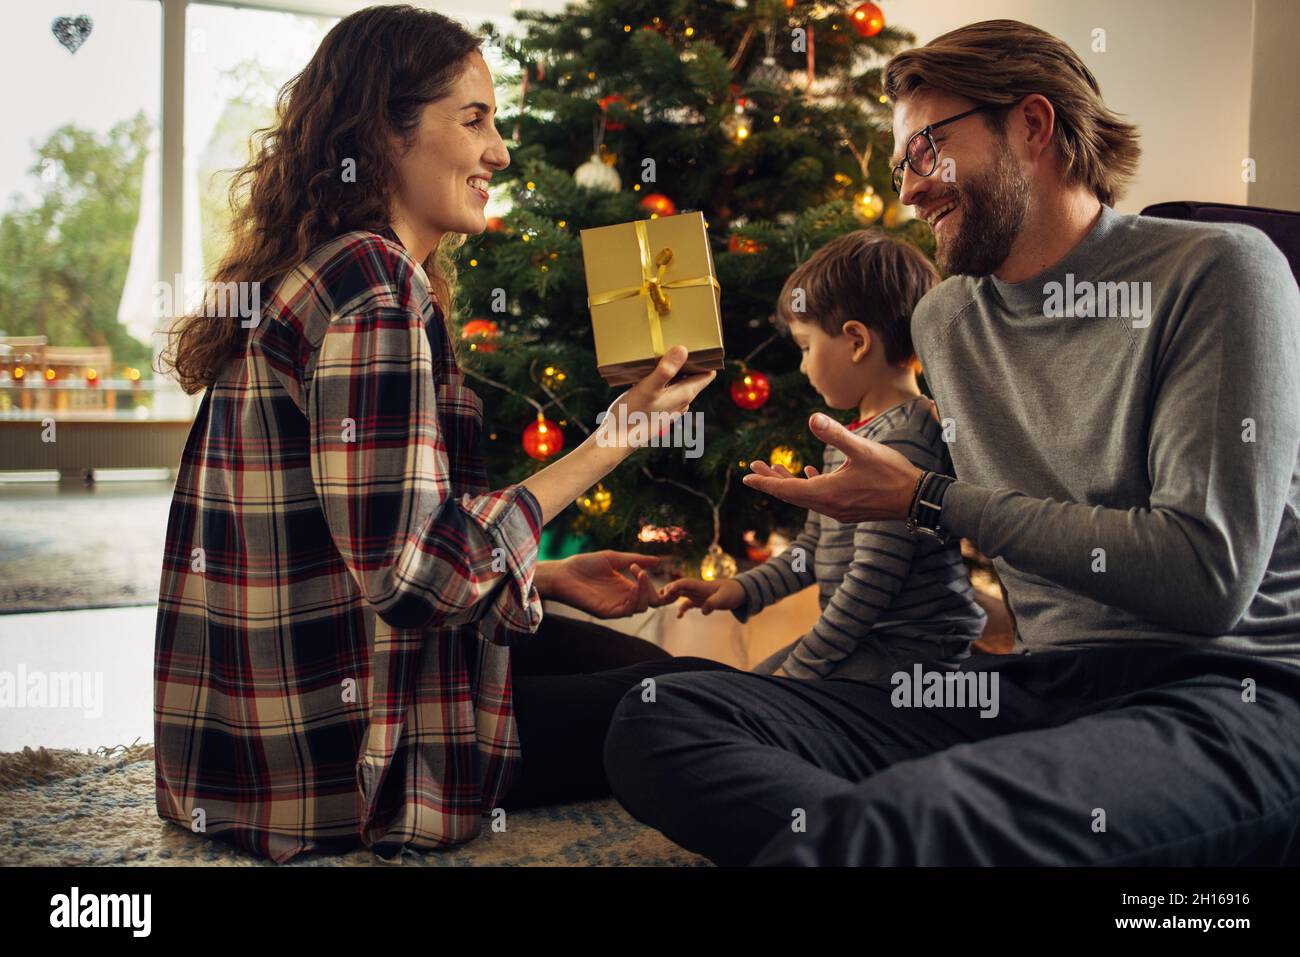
[52, 15, 93, 54]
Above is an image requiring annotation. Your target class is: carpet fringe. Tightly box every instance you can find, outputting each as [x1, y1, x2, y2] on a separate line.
[0, 740, 154, 789]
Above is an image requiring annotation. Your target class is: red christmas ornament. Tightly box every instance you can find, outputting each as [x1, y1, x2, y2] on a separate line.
[460, 318, 499, 352]
[598, 93, 629, 131]
[730, 369, 771, 410]
[638, 192, 676, 217]
[727, 233, 766, 255]
[743, 530, 773, 563]
[485, 216, 506, 233]
[850, 2, 885, 38]
[522, 414, 564, 460]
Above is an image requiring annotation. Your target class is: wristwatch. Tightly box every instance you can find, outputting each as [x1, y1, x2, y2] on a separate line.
[905, 470, 954, 541]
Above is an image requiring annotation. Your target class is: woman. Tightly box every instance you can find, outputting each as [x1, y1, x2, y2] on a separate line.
[155, 5, 716, 863]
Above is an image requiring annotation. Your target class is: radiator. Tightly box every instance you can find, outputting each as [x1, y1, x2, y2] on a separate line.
[0, 420, 194, 472]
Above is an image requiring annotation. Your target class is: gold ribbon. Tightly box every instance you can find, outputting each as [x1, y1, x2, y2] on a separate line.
[587, 219, 720, 357]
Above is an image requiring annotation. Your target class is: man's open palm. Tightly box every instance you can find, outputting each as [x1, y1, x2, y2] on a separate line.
[742, 413, 922, 523]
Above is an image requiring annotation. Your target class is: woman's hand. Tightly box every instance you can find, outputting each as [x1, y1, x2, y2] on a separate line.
[536, 551, 672, 619]
[596, 345, 716, 452]
[742, 413, 922, 523]
[521, 347, 715, 525]
[659, 576, 746, 618]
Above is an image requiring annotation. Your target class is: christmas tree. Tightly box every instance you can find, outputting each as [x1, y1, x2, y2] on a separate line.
[458, 0, 931, 575]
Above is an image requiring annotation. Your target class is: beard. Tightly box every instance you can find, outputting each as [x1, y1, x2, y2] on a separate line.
[935, 137, 1030, 277]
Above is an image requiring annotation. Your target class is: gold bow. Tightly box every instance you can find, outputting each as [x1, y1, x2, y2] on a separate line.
[588, 219, 720, 357]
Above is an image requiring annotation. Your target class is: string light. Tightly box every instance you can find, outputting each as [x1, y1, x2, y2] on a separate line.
[638, 523, 687, 543]
[576, 484, 612, 515]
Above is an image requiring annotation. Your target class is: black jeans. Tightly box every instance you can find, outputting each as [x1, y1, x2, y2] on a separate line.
[503, 614, 736, 809]
[601, 644, 1300, 866]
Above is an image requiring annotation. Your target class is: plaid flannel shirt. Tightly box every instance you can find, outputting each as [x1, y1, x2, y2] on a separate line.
[154, 227, 543, 862]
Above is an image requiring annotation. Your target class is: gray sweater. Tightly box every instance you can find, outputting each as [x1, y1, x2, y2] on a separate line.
[735, 396, 987, 683]
[918, 203, 1300, 666]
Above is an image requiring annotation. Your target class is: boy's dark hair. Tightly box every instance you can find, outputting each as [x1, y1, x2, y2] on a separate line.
[775, 229, 939, 367]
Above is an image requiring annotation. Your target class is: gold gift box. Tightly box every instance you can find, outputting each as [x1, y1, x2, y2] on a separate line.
[580, 211, 724, 387]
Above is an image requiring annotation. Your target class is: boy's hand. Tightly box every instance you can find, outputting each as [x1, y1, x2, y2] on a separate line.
[660, 577, 746, 618]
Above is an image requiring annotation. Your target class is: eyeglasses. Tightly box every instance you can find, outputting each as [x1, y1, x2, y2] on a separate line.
[891, 104, 999, 195]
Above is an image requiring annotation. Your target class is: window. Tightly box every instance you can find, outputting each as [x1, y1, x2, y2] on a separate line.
[185, 4, 338, 278]
[0, 0, 523, 423]
[0, 0, 161, 417]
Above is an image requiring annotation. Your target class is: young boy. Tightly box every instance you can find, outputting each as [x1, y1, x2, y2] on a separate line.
[662, 230, 987, 684]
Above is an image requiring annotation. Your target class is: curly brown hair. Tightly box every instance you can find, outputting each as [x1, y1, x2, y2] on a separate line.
[159, 4, 483, 394]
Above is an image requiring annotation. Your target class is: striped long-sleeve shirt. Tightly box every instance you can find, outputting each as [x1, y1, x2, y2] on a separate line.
[736, 396, 986, 683]
[154, 227, 543, 863]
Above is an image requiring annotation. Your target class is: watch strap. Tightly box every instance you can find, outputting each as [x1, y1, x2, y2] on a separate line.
[906, 471, 954, 541]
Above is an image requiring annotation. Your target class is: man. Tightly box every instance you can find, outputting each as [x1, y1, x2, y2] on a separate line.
[602, 19, 1300, 866]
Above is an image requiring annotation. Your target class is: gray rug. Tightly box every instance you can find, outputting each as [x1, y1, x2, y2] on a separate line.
[0, 482, 169, 613]
[0, 744, 707, 866]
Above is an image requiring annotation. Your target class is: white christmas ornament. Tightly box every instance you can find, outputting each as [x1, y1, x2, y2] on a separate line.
[573, 153, 621, 192]
[748, 55, 787, 89]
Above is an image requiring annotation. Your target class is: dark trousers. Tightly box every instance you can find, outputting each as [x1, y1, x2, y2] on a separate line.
[601, 644, 1300, 866]
[504, 614, 736, 809]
